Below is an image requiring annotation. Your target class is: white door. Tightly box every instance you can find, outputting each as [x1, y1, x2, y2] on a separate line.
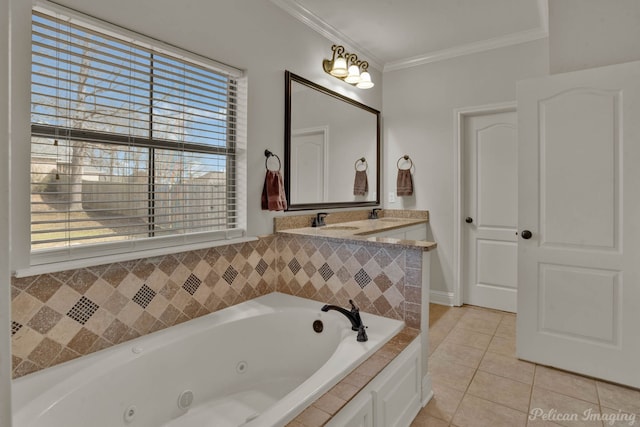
[290, 128, 327, 204]
[517, 60, 640, 388]
[463, 109, 518, 312]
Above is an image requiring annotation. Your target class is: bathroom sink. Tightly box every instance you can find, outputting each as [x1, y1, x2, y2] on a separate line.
[322, 226, 360, 231]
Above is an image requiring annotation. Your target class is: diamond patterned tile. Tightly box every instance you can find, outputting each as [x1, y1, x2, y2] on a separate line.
[182, 274, 202, 295]
[319, 263, 334, 281]
[66, 296, 99, 325]
[354, 269, 372, 288]
[12, 234, 422, 379]
[255, 259, 268, 276]
[222, 266, 238, 285]
[11, 321, 22, 336]
[288, 258, 302, 275]
[132, 284, 157, 309]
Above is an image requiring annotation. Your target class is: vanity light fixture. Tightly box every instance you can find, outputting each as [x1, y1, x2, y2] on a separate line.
[322, 44, 374, 89]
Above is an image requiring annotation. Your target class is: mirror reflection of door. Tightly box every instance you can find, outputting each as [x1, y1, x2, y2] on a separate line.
[291, 127, 328, 203]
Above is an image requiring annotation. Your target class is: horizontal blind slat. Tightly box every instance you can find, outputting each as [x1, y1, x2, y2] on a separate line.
[31, 9, 241, 254]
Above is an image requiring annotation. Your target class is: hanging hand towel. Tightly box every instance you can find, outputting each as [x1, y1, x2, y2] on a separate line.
[261, 170, 288, 211]
[396, 169, 414, 196]
[353, 170, 368, 196]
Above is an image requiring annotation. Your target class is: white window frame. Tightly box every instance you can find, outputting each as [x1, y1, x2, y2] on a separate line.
[13, 2, 250, 277]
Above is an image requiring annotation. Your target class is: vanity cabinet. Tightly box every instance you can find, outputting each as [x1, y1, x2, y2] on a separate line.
[367, 223, 427, 241]
[326, 338, 421, 427]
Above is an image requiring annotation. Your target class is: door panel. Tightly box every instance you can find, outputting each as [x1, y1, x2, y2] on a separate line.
[539, 264, 619, 344]
[477, 124, 518, 228]
[517, 60, 640, 388]
[540, 89, 619, 249]
[291, 129, 326, 203]
[463, 110, 518, 312]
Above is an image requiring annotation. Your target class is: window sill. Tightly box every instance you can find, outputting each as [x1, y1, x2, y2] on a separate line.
[14, 236, 258, 278]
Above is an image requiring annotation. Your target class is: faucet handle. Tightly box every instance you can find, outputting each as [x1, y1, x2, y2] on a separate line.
[356, 324, 368, 342]
[348, 299, 359, 312]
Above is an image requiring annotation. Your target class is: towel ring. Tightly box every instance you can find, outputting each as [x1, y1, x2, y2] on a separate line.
[354, 157, 368, 172]
[264, 149, 281, 171]
[397, 155, 413, 170]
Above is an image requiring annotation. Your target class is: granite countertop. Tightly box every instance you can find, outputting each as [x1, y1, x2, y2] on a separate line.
[278, 217, 437, 251]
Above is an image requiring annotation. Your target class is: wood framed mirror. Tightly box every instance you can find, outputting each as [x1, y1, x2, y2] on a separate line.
[284, 71, 380, 211]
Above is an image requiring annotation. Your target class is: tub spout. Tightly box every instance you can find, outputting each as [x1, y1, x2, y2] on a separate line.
[321, 300, 368, 342]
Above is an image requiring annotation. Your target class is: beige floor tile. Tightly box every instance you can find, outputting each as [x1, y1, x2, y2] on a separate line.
[431, 341, 485, 369]
[464, 306, 504, 322]
[467, 370, 532, 412]
[429, 357, 477, 392]
[478, 351, 535, 385]
[425, 382, 465, 422]
[444, 327, 492, 351]
[534, 366, 598, 403]
[456, 313, 501, 335]
[495, 314, 516, 338]
[411, 409, 450, 427]
[451, 394, 528, 427]
[487, 334, 516, 357]
[527, 418, 565, 427]
[429, 328, 448, 356]
[596, 381, 640, 415]
[530, 387, 603, 427]
[430, 315, 460, 336]
[600, 407, 640, 427]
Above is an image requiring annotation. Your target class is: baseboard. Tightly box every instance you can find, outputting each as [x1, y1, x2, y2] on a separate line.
[430, 290, 455, 306]
[421, 372, 433, 407]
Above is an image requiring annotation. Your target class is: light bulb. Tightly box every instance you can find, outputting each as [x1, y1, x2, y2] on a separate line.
[344, 65, 361, 84]
[356, 71, 374, 89]
[330, 56, 348, 77]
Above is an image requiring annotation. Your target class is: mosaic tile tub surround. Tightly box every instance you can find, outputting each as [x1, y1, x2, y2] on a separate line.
[11, 237, 277, 378]
[11, 224, 425, 378]
[276, 234, 423, 329]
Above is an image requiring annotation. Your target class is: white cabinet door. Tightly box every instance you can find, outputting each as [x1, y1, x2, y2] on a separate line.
[372, 341, 421, 427]
[463, 110, 518, 312]
[325, 392, 373, 427]
[517, 60, 640, 388]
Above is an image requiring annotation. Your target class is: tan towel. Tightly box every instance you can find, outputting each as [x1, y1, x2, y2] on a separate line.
[261, 170, 287, 211]
[353, 170, 368, 196]
[396, 169, 414, 196]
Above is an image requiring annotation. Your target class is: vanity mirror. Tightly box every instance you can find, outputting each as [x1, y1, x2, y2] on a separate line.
[285, 71, 380, 211]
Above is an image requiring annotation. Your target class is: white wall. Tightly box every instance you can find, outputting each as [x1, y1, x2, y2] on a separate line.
[7, 0, 383, 252]
[549, 0, 640, 74]
[1, 0, 12, 424]
[382, 40, 549, 296]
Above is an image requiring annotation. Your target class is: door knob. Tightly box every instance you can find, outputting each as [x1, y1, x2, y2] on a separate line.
[521, 230, 533, 239]
[465, 217, 473, 224]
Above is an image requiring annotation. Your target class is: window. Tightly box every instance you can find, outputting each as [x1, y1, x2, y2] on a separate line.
[30, 8, 246, 263]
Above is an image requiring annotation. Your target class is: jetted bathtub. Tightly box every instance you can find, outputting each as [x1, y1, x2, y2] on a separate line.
[12, 292, 404, 427]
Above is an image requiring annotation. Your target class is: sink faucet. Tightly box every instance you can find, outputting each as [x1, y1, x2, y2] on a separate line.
[321, 300, 368, 342]
[369, 208, 382, 219]
[312, 212, 328, 227]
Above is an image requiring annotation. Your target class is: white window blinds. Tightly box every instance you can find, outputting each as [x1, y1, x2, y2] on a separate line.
[30, 9, 245, 257]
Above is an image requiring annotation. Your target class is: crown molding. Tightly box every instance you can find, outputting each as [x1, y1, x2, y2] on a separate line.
[270, 0, 383, 70]
[383, 27, 548, 72]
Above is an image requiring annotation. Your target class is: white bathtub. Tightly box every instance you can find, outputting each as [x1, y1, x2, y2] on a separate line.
[12, 292, 404, 427]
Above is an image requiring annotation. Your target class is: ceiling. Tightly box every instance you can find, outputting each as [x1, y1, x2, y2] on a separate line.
[272, 0, 548, 71]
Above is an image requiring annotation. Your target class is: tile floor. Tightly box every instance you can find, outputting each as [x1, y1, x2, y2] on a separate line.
[410, 304, 640, 427]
